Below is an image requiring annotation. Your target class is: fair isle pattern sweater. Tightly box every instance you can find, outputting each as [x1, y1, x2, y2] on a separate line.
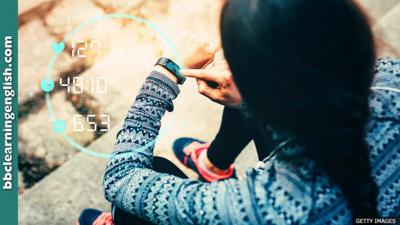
[103, 58, 400, 225]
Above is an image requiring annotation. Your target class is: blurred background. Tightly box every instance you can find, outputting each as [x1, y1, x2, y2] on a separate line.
[18, 0, 400, 224]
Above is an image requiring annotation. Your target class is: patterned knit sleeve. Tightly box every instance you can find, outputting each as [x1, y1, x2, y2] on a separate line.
[103, 71, 178, 194]
[103, 70, 252, 224]
[103, 70, 313, 224]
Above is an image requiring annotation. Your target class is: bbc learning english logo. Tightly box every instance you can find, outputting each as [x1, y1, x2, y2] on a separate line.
[2, 35, 15, 191]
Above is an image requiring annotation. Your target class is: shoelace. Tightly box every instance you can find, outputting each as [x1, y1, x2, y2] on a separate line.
[183, 143, 234, 182]
[93, 212, 114, 225]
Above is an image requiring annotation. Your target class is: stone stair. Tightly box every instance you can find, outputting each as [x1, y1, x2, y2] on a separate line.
[361, 0, 400, 19]
[18, 78, 259, 224]
[372, 1, 400, 57]
[18, 1, 400, 224]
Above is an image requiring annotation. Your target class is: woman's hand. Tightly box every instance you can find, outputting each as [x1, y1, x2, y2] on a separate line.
[157, 31, 217, 84]
[182, 52, 243, 107]
[163, 31, 217, 69]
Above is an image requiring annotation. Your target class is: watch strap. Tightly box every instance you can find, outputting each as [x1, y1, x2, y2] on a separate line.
[155, 57, 186, 85]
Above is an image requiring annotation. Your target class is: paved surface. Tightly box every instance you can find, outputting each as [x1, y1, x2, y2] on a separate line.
[18, 0, 400, 224]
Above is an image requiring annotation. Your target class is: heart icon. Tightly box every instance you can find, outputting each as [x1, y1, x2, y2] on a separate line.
[51, 42, 65, 54]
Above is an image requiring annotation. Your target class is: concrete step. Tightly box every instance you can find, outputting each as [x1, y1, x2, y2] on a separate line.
[361, 0, 400, 20]
[18, 77, 258, 225]
[19, 127, 114, 225]
[18, 19, 79, 105]
[18, 0, 58, 16]
[373, 1, 400, 57]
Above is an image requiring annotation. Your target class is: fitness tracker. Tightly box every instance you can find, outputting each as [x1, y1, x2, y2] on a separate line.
[155, 57, 186, 85]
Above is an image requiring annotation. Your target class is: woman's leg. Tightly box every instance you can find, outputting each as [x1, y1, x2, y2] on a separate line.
[207, 107, 271, 170]
[173, 106, 271, 177]
[113, 157, 188, 225]
[206, 107, 254, 170]
[246, 117, 271, 160]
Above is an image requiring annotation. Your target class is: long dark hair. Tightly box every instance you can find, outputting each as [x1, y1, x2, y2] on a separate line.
[220, 0, 379, 219]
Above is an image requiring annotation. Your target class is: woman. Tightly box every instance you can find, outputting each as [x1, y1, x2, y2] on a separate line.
[80, 0, 400, 224]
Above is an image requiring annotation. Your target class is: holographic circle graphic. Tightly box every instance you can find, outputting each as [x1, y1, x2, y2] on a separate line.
[45, 13, 182, 158]
[41, 79, 55, 93]
[53, 119, 67, 133]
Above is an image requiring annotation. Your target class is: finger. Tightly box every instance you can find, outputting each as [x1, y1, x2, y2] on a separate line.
[214, 49, 225, 60]
[181, 69, 221, 82]
[196, 78, 218, 89]
[202, 58, 215, 69]
[207, 42, 221, 55]
[197, 79, 221, 100]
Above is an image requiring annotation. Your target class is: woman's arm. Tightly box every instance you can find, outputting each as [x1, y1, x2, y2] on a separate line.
[102, 69, 255, 224]
[103, 69, 315, 225]
[103, 69, 179, 194]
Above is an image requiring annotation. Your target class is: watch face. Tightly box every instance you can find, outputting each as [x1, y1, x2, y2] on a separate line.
[167, 61, 179, 74]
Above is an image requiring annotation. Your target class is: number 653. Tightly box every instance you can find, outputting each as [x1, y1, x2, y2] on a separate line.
[73, 114, 110, 132]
